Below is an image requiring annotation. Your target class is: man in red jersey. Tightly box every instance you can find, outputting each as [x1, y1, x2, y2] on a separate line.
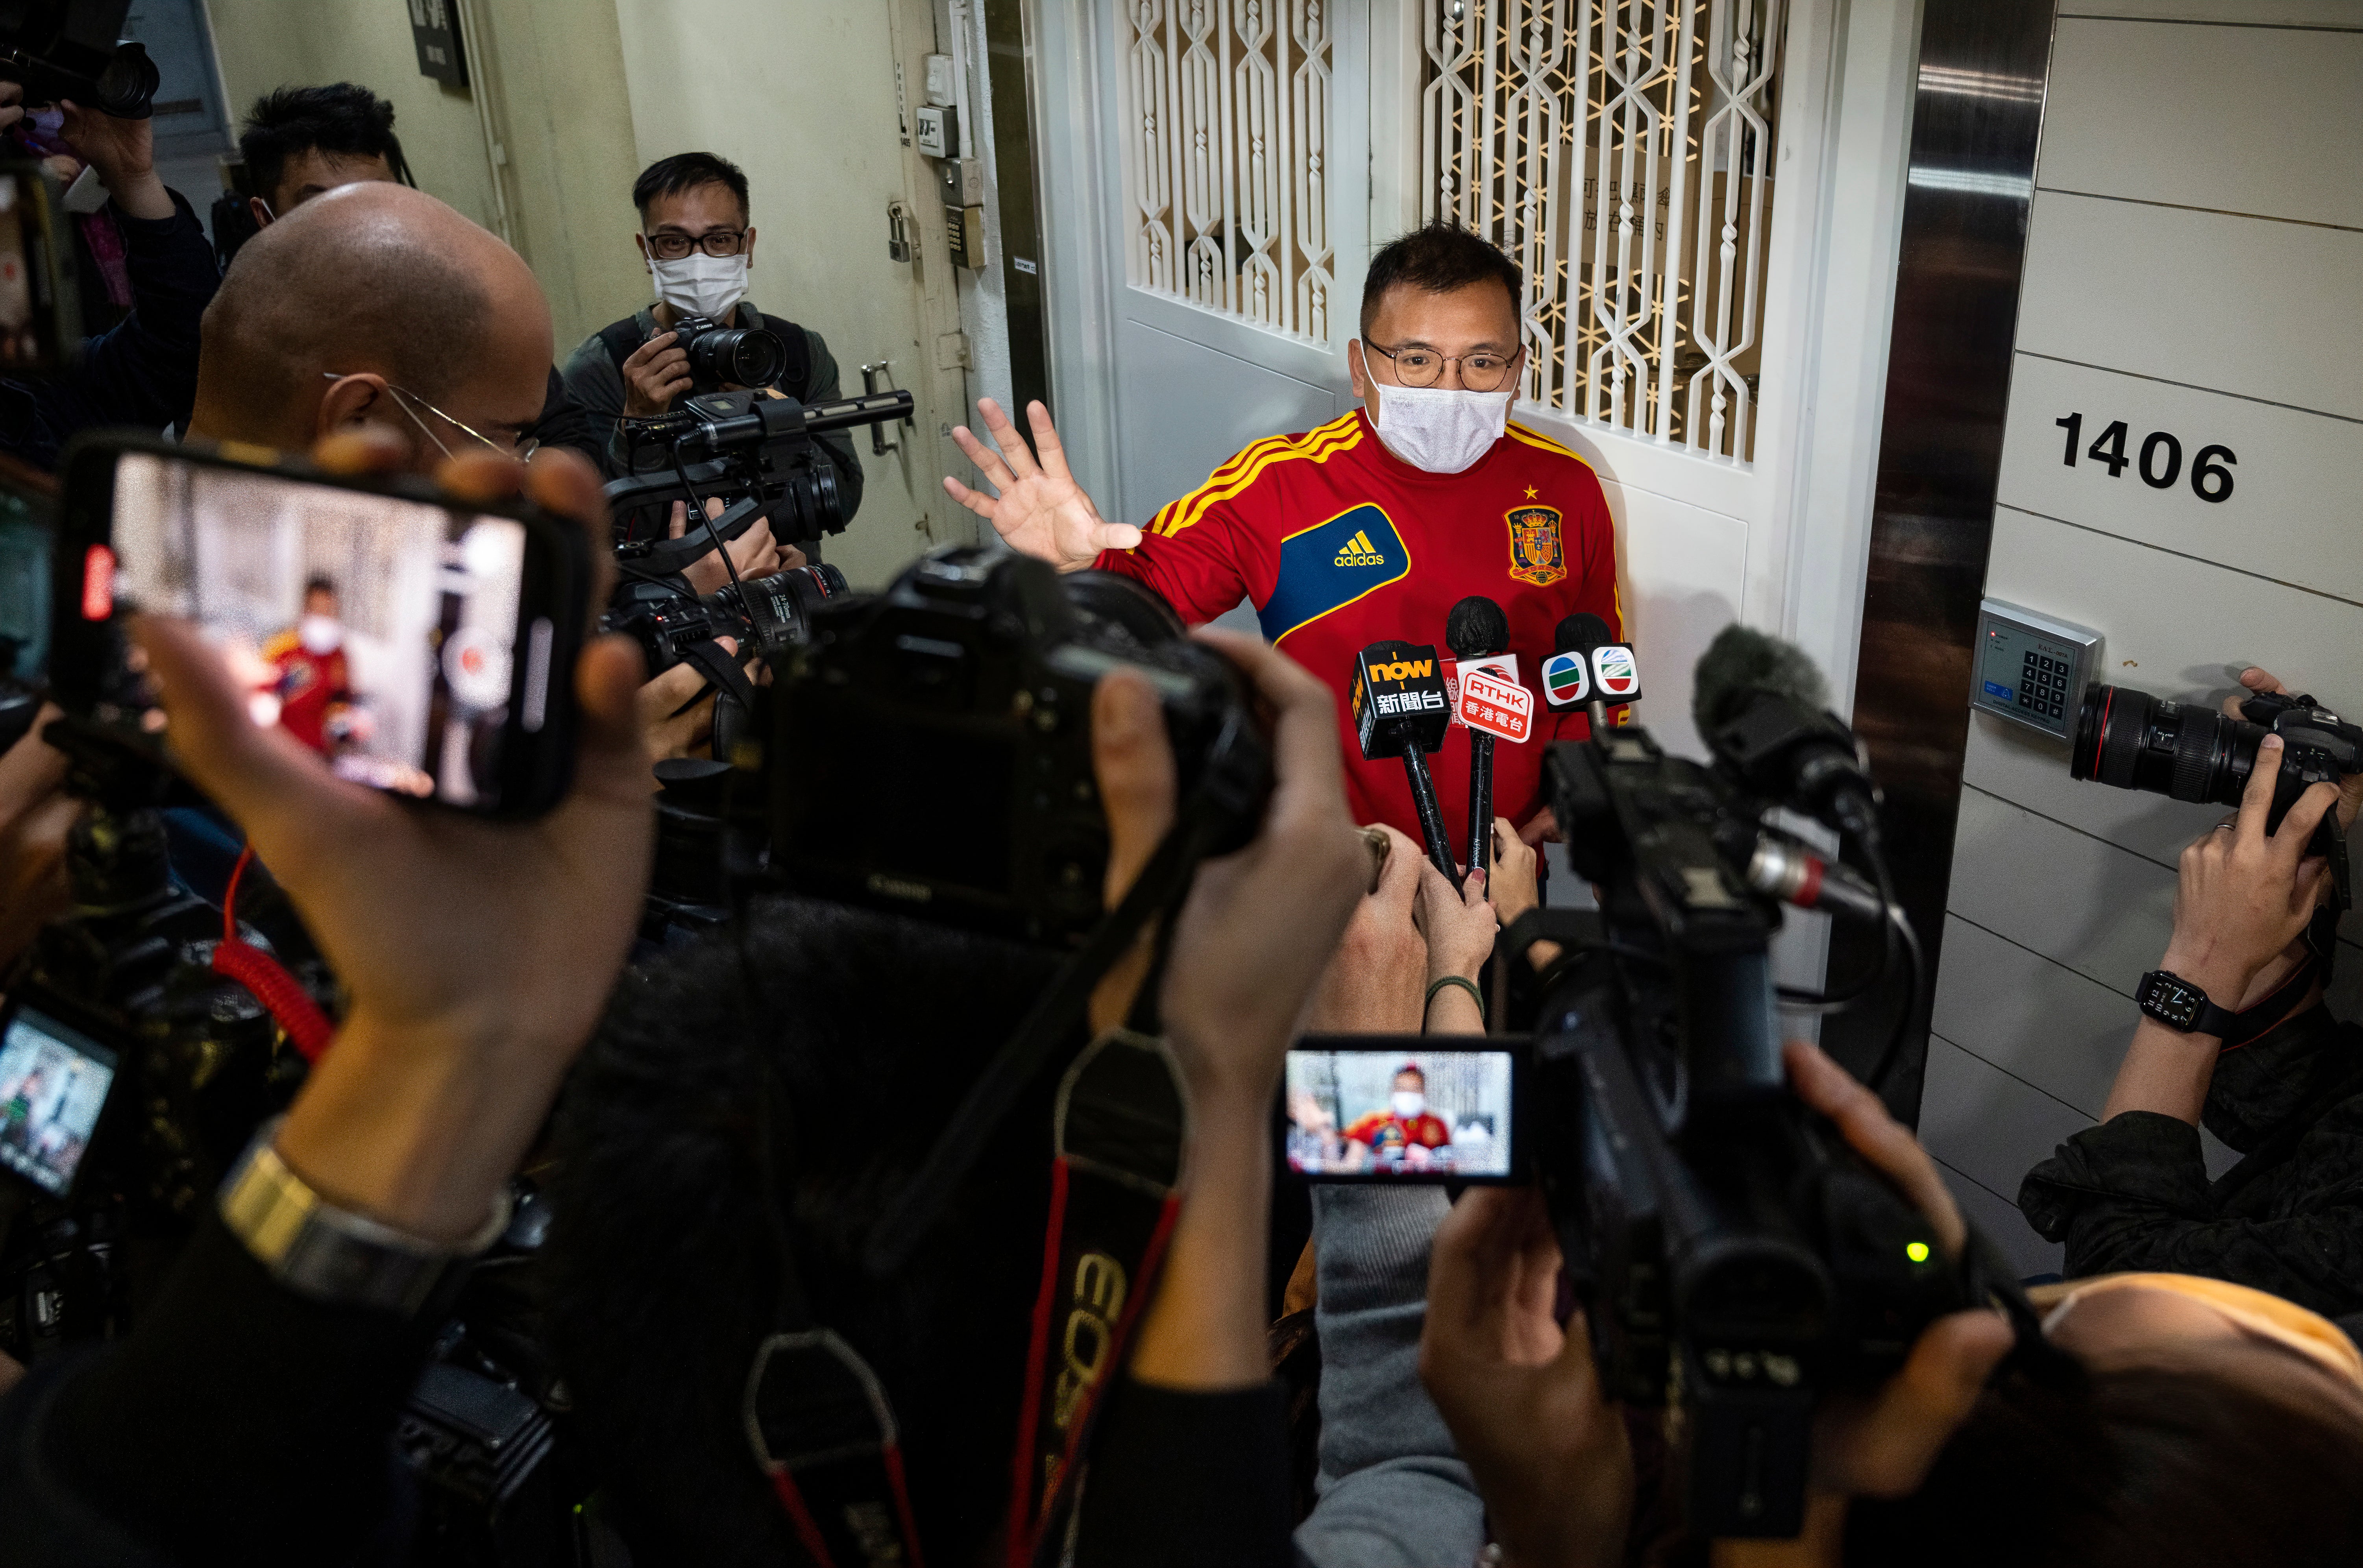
[940, 223, 1623, 857]
[258, 575, 355, 756]
[1341, 1064, 1455, 1172]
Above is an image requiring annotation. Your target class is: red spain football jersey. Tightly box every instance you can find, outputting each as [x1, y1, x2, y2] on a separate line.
[1096, 408, 1623, 851]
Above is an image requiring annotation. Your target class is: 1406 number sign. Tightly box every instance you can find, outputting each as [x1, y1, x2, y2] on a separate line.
[2055, 413, 2235, 502]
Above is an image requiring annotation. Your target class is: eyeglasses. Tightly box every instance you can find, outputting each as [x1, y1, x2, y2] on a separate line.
[1364, 340, 1522, 393]
[321, 373, 538, 462]
[643, 228, 747, 260]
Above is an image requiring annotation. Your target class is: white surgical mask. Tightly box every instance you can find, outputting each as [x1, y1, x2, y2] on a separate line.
[1391, 1090, 1426, 1120]
[299, 615, 342, 656]
[649, 251, 749, 321]
[1368, 380, 1512, 475]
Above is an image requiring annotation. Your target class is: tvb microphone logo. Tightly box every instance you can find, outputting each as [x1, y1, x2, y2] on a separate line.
[1541, 650, 1590, 707]
[1591, 645, 1640, 699]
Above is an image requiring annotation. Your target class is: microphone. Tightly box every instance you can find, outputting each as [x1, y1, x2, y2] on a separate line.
[1745, 831, 1888, 924]
[1446, 596, 1510, 879]
[1540, 615, 1594, 709]
[1546, 612, 1639, 736]
[1691, 623, 1881, 840]
[1352, 640, 1459, 881]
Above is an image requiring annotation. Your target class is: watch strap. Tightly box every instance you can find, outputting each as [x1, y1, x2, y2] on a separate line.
[2137, 969, 2242, 1038]
[218, 1116, 511, 1316]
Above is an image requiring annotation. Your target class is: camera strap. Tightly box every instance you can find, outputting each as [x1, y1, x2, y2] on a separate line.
[862, 807, 1224, 1279]
[1006, 1028, 1189, 1567]
[617, 493, 769, 577]
[745, 1329, 930, 1568]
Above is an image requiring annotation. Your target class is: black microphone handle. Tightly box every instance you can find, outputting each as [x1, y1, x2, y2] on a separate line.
[1466, 731, 1494, 881]
[1395, 735, 1461, 883]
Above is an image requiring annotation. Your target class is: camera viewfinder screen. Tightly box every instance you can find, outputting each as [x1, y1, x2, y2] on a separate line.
[1286, 1048, 1513, 1179]
[0, 1004, 117, 1197]
[107, 452, 543, 808]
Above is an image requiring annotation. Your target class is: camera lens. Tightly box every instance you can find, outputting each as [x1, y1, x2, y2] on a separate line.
[95, 43, 160, 120]
[768, 465, 842, 543]
[2069, 681, 2262, 807]
[728, 563, 849, 657]
[685, 324, 787, 388]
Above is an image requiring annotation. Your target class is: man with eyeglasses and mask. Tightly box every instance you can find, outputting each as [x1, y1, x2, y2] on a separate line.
[943, 222, 1622, 855]
[560, 151, 863, 530]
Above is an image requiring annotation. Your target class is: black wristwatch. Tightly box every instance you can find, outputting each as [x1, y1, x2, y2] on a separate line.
[2136, 969, 2241, 1037]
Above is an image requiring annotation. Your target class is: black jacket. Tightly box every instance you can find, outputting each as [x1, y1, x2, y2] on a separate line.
[2020, 1004, 2363, 1317]
[0, 190, 218, 472]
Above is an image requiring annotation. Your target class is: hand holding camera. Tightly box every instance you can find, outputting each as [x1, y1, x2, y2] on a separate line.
[619, 328, 692, 418]
[2161, 735, 2343, 1013]
[130, 434, 652, 1241]
[56, 94, 170, 220]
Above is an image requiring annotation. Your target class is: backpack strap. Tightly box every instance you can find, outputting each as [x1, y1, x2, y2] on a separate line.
[599, 316, 649, 377]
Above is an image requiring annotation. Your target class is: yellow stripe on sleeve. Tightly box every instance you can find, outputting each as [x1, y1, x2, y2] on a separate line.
[1153, 413, 1367, 538]
[1505, 422, 1593, 469]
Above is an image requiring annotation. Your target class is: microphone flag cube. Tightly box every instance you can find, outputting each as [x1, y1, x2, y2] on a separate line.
[1457, 665, 1534, 743]
[1352, 640, 1451, 759]
[1444, 652, 1518, 727]
[1541, 650, 1591, 708]
[1589, 643, 1642, 702]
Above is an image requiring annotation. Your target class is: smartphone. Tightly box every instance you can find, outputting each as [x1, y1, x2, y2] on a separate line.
[0, 996, 119, 1199]
[51, 437, 591, 817]
[1282, 1037, 1522, 1183]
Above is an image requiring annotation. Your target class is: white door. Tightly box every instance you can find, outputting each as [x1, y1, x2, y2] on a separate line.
[1033, 0, 1372, 537]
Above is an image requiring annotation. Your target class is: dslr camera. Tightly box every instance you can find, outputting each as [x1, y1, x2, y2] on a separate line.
[2073, 680, 2359, 910]
[604, 560, 848, 682]
[666, 312, 786, 391]
[0, 0, 158, 117]
[768, 545, 1272, 945]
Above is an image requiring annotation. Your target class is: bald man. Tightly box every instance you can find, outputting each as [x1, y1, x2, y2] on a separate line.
[187, 181, 547, 469]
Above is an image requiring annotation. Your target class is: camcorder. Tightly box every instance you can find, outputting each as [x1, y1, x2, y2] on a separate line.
[1287, 627, 1964, 1540]
[605, 386, 913, 550]
[2073, 680, 2358, 912]
[0, 0, 159, 118]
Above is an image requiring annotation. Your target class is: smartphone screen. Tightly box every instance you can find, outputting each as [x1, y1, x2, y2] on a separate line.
[0, 1001, 117, 1198]
[1284, 1043, 1518, 1182]
[93, 449, 565, 812]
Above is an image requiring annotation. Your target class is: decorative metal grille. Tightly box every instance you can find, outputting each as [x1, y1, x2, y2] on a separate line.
[1120, 0, 1336, 344]
[1422, 0, 1783, 461]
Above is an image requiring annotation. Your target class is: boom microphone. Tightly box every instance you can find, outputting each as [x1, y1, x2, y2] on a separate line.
[1446, 596, 1511, 879]
[1692, 623, 1880, 840]
[1352, 640, 1459, 881]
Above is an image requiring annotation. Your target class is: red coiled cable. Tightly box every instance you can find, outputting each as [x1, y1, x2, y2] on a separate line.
[209, 845, 334, 1062]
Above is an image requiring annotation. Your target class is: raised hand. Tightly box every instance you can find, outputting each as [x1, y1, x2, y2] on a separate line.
[942, 397, 1141, 570]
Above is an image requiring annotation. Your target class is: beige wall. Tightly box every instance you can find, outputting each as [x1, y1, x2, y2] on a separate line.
[202, 0, 645, 353]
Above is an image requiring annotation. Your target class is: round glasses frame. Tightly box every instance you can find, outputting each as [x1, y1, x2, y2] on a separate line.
[1363, 340, 1523, 393]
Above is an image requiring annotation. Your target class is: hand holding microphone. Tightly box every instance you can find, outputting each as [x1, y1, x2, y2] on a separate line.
[1352, 640, 1459, 881]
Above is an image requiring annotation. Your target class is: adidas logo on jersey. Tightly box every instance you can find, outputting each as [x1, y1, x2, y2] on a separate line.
[1333, 529, 1385, 567]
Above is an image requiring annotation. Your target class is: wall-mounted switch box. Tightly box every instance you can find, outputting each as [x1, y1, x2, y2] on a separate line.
[937, 157, 986, 207]
[915, 104, 960, 159]
[923, 53, 956, 106]
[1969, 597, 2103, 743]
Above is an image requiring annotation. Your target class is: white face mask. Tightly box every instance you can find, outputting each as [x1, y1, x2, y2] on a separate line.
[1391, 1090, 1426, 1120]
[649, 250, 749, 321]
[299, 615, 342, 656]
[1368, 378, 1513, 475]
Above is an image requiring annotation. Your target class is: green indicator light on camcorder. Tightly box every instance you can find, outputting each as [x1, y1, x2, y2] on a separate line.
[1905, 1240, 1932, 1264]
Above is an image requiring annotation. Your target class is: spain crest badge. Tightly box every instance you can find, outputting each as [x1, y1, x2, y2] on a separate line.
[1505, 505, 1565, 587]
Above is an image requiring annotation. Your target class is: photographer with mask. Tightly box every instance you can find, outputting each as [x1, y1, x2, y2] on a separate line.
[560, 151, 863, 532]
[0, 84, 217, 472]
[2021, 665, 2363, 1319]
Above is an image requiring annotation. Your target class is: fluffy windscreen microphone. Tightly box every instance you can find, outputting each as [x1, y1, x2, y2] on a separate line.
[1690, 622, 1832, 739]
[1446, 595, 1511, 660]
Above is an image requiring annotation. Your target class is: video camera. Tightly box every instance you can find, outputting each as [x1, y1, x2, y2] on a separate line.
[0, 0, 158, 118]
[605, 386, 914, 550]
[1287, 626, 1955, 1539]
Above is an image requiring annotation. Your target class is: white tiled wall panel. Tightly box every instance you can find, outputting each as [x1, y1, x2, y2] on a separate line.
[2041, 19, 2363, 229]
[1931, 914, 2130, 1117]
[1948, 787, 2176, 995]
[2062, 1, 2363, 24]
[2015, 192, 2363, 421]
[1919, 1034, 2093, 1223]
[1995, 355, 2363, 602]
